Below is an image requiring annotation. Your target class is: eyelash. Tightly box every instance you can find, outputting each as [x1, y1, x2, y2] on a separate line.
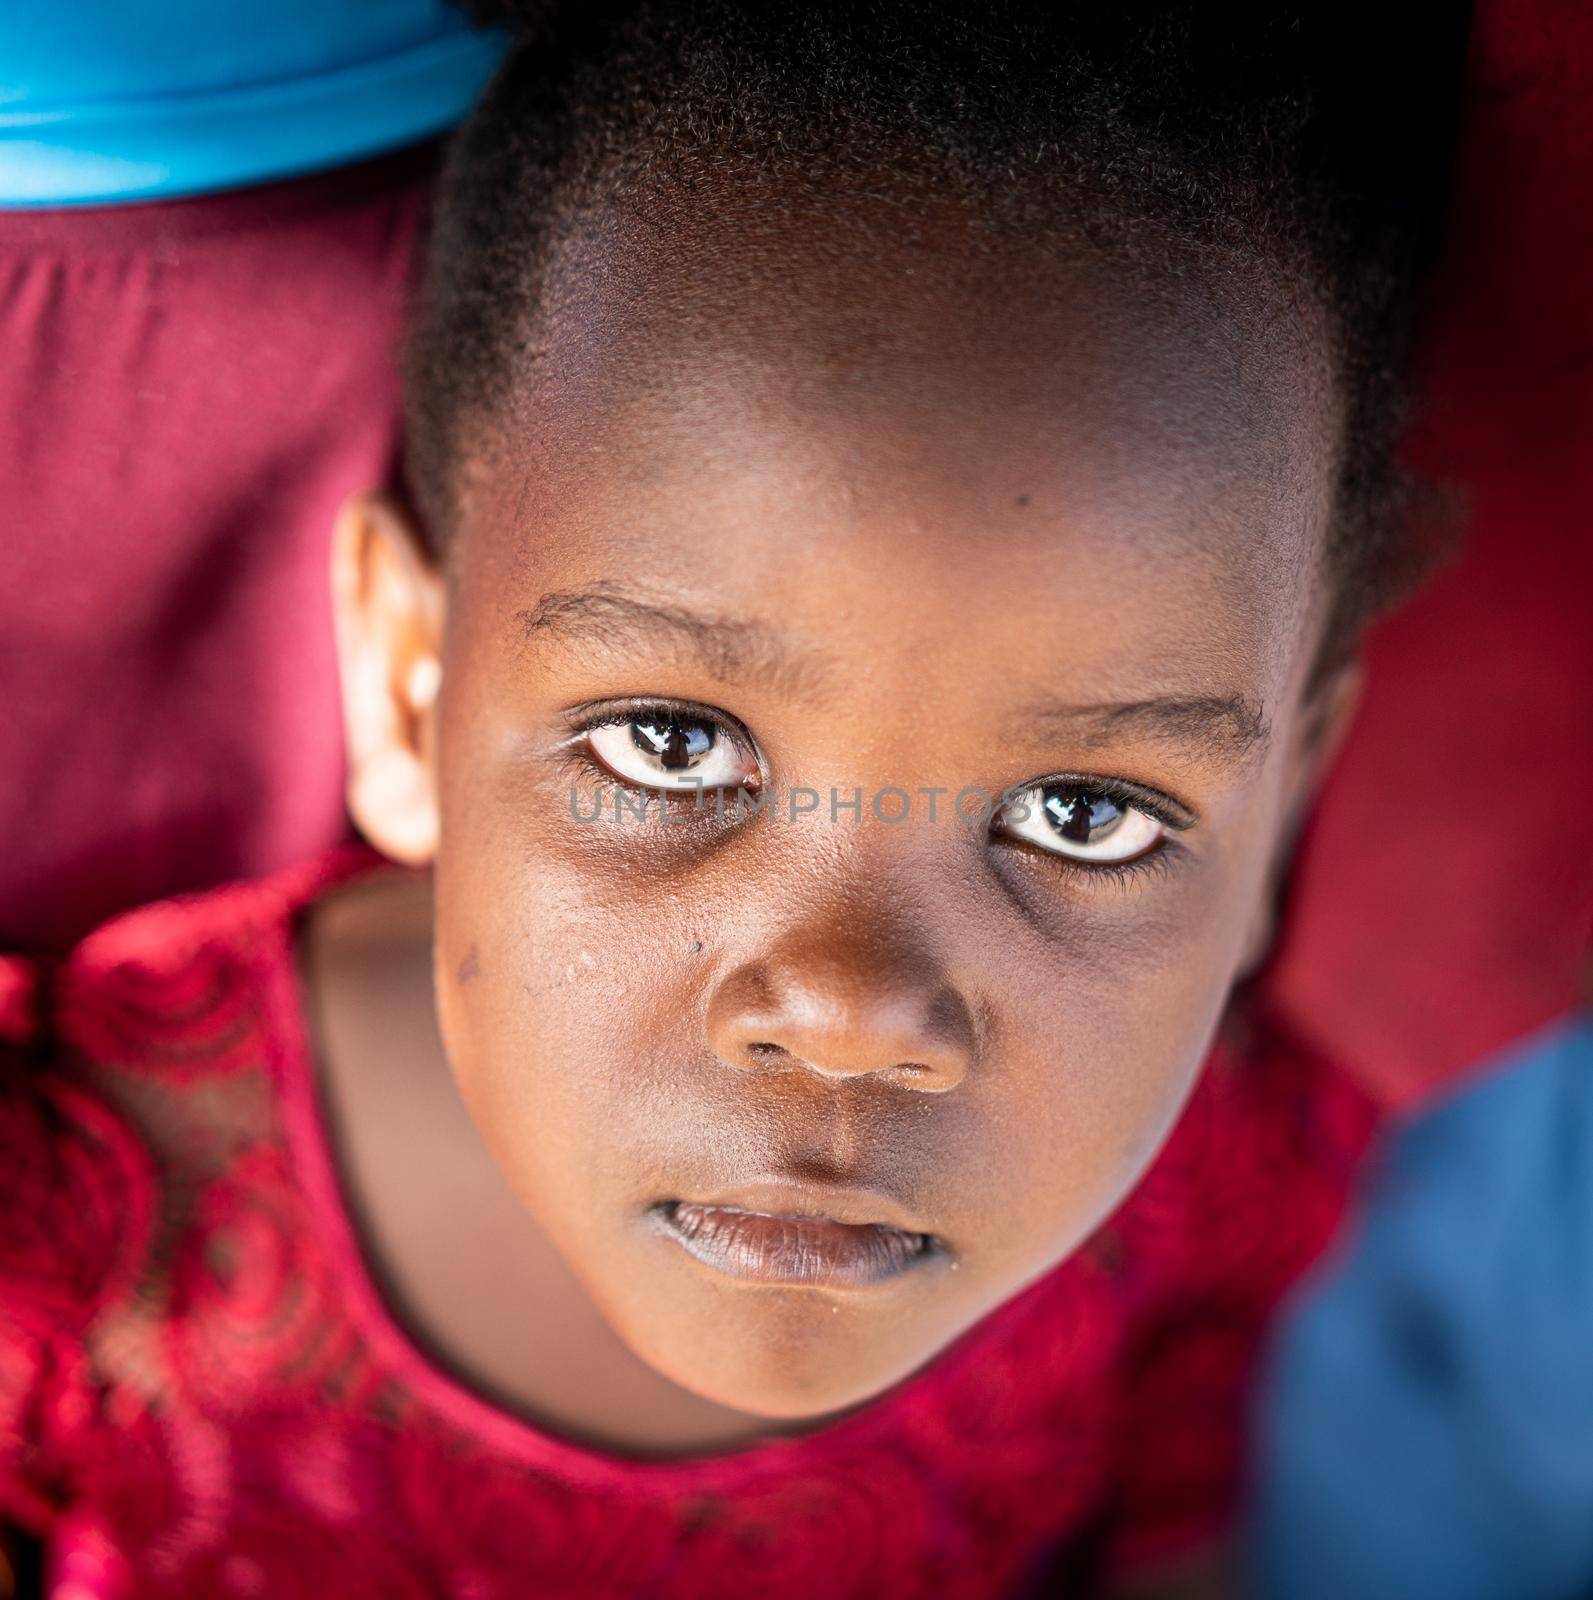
[558, 699, 1192, 883]
[1014, 820, 1186, 889]
[556, 696, 757, 821]
[1031, 854, 1165, 891]
[999, 774, 1190, 887]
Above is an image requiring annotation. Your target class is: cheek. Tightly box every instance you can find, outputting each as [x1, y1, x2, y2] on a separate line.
[945, 871, 1248, 1280]
[431, 733, 730, 1239]
[1015, 765, 1305, 1273]
[434, 857, 678, 1170]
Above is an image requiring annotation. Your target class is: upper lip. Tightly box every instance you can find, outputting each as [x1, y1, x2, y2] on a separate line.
[660, 1178, 937, 1239]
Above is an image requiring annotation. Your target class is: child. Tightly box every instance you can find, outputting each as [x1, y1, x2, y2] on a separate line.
[0, 3, 1464, 1595]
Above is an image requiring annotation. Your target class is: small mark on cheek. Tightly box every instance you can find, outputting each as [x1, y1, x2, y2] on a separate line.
[688, 940, 703, 954]
[1014, 493, 1031, 508]
[563, 950, 598, 984]
[457, 946, 481, 985]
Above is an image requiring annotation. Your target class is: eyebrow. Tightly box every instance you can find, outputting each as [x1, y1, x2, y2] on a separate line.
[518, 584, 1270, 762]
[1021, 694, 1272, 763]
[516, 584, 835, 698]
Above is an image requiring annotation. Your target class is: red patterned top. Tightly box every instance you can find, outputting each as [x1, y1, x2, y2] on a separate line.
[0, 851, 1373, 1599]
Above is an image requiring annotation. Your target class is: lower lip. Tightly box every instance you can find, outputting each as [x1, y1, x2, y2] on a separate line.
[653, 1201, 938, 1288]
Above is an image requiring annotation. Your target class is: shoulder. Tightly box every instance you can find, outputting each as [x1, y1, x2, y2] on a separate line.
[51, 847, 379, 1079]
[0, 1057, 159, 1536]
[0, 848, 383, 1365]
[0, 851, 404, 1525]
[0, 1065, 155, 1342]
[1112, 1006, 1379, 1299]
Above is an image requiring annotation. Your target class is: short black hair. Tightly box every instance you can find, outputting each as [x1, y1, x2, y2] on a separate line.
[409, 0, 1468, 676]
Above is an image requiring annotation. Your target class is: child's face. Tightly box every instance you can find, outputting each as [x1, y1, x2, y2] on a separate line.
[340, 201, 1349, 1420]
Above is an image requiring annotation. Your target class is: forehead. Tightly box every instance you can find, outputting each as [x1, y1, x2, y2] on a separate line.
[462, 191, 1339, 712]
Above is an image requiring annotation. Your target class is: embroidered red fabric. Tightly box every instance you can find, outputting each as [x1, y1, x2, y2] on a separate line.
[0, 852, 1374, 1598]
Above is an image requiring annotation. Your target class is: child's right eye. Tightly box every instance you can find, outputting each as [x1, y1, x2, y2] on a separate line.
[582, 707, 761, 794]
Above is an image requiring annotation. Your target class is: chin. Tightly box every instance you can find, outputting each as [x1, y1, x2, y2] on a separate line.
[616, 1288, 953, 1422]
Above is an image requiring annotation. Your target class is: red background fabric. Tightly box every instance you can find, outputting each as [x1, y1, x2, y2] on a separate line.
[0, 1, 1588, 1106]
[0, 151, 427, 952]
[1269, 0, 1593, 1107]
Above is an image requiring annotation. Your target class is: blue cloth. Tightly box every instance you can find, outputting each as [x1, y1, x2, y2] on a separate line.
[0, 1, 506, 206]
[1251, 1015, 1593, 1600]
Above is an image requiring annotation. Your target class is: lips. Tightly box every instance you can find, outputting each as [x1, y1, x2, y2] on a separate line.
[653, 1198, 940, 1288]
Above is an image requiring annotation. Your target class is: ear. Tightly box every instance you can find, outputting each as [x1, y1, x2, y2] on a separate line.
[1236, 658, 1365, 978]
[330, 491, 446, 866]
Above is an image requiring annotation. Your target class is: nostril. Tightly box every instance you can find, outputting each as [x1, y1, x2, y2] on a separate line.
[743, 1042, 939, 1079]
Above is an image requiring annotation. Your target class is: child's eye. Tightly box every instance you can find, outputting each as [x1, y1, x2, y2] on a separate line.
[584, 709, 760, 793]
[992, 783, 1166, 866]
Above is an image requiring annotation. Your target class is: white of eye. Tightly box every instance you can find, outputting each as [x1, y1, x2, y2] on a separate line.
[585, 715, 758, 793]
[993, 786, 1165, 864]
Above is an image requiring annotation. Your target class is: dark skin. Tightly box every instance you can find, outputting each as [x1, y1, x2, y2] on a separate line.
[314, 191, 1358, 1589]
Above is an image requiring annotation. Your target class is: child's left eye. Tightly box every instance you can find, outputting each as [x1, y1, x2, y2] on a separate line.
[584, 710, 759, 792]
[992, 784, 1166, 865]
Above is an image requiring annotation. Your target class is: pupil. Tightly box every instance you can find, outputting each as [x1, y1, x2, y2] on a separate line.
[631, 716, 713, 772]
[1043, 789, 1121, 843]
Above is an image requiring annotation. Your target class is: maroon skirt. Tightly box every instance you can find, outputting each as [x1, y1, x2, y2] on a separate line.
[0, 148, 432, 953]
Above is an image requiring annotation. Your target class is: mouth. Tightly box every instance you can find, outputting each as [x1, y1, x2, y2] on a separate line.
[650, 1192, 943, 1289]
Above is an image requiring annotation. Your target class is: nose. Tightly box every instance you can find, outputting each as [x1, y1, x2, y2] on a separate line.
[705, 918, 975, 1092]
